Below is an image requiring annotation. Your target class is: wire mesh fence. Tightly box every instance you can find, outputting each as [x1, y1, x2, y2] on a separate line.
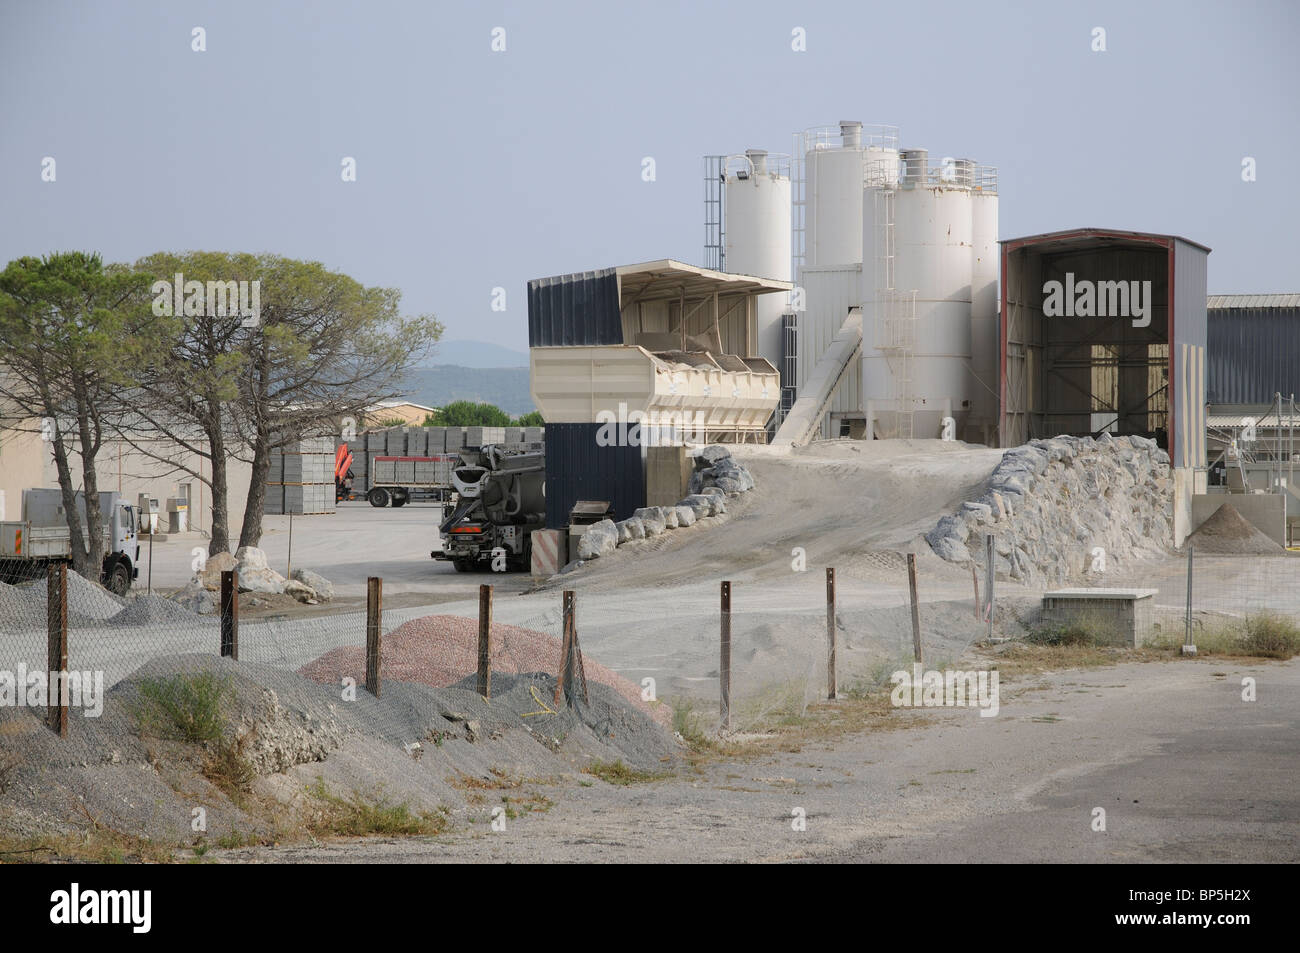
[4, 544, 1296, 761]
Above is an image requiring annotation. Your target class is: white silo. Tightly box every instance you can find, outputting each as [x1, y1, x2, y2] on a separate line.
[803, 122, 867, 268]
[723, 149, 791, 368]
[969, 166, 1000, 444]
[862, 149, 983, 439]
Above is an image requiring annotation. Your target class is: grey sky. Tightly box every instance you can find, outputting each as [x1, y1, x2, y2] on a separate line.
[2, 0, 1296, 356]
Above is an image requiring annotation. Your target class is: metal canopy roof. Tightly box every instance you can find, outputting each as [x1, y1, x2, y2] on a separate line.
[1207, 294, 1300, 309]
[615, 259, 791, 306]
[1000, 227, 1211, 254]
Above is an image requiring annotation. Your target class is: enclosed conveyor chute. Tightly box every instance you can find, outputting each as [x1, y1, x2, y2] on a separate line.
[773, 308, 862, 447]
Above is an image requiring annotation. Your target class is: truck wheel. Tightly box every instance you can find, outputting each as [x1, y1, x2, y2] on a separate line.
[106, 560, 131, 596]
[453, 559, 473, 573]
[391, 490, 408, 508]
[368, 488, 390, 507]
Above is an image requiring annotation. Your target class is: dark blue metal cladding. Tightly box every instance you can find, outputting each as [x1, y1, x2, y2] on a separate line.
[527, 269, 623, 347]
[544, 423, 645, 529]
[1207, 307, 1300, 404]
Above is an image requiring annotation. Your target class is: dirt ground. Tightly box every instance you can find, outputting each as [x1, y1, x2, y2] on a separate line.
[209, 656, 1300, 864]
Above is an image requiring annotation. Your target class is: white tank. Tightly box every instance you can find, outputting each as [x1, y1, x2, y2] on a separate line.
[724, 149, 791, 366]
[862, 173, 976, 439]
[804, 122, 865, 268]
[969, 183, 999, 443]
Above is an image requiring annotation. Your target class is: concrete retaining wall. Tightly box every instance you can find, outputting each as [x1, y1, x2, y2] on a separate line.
[1191, 492, 1286, 548]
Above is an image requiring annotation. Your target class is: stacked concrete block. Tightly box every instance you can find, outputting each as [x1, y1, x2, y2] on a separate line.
[445, 427, 467, 451]
[524, 426, 545, 444]
[464, 426, 506, 447]
[265, 435, 335, 514]
[406, 427, 426, 456]
[425, 426, 447, 453]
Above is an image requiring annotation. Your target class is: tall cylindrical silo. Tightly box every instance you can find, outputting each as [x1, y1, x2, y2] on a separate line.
[724, 149, 791, 368]
[862, 154, 975, 439]
[804, 122, 865, 269]
[969, 173, 1000, 445]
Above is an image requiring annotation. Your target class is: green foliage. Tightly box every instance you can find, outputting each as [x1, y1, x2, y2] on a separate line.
[131, 672, 233, 745]
[426, 400, 513, 427]
[1240, 612, 1300, 658]
[0, 252, 162, 573]
[584, 759, 664, 786]
[423, 400, 542, 427]
[306, 780, 449, 837]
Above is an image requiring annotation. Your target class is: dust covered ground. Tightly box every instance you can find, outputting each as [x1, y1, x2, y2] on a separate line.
[208, 657, 1300, 864]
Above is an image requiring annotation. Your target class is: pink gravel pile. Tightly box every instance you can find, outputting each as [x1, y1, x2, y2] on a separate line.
[298, 614, 670, 726]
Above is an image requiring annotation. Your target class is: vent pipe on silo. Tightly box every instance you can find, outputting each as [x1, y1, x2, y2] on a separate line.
[746, 148, 768, 175]
[901, 148, 928, 184]
[840, 121, 862, 149]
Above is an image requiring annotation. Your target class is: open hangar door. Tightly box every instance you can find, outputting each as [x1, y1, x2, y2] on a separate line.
[999, 228, 1210, 543]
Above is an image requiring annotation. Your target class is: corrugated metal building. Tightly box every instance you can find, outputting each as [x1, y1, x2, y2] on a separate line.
[1206, 294, 1300, 405]
[1000, 228, 1211, 544]
[528, 260, 789, 529]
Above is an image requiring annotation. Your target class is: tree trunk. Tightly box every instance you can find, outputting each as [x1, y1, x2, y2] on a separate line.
[207, 409, 230, 556]
[237, 429, 270, 550]
[47, 422, 89, 577]
[73, 378, 104, 581]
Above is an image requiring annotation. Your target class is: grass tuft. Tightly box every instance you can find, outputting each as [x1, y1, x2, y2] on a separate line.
[131, 672, 233, 745]
[306, 779, 448, 838]
[584, 759, 663, 786]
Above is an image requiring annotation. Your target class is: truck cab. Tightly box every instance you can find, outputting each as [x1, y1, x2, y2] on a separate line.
[0, 489, 139, 594]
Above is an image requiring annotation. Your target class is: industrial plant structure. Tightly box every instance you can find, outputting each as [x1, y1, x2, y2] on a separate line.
[525, 117, 1300, 548]
[705, 122, 1002, 447]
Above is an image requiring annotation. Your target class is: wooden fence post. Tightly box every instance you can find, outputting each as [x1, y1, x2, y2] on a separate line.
[720, 580, 732, 731]
[826, 568, 837, 700]
[906, 554, 923, 665]
[365, 576, 382, 697]
[477, 583, 492, 698]
[46, 563, 68, 737]
[555, 590, 585, 705]
[220, 569, 239, 660]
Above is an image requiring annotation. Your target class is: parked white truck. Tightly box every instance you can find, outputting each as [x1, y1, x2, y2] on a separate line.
[0, 489, 140, 595]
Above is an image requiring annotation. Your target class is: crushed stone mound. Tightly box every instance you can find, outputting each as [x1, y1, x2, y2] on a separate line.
[107, 594, 204, 627]
[12, 571, 125, 621]
[299, 614, 670, 728]
[1185, 503, 1286, 555]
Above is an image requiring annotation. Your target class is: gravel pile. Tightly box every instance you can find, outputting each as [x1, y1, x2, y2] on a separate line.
[107, 594, 206, 628]
[298, 614, 670, 727]
[1185, 503, 1286, 555]
[1, 572, 124, 628]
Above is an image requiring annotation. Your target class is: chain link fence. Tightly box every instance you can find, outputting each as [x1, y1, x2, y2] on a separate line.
[4, 544, 1295, 764]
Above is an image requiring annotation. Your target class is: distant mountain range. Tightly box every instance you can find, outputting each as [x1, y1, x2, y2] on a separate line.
[424, 339, 527, 368]
[399, 365, 535, 416]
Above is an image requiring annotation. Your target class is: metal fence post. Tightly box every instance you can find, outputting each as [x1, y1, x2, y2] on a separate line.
[1183, 545, 1197, 655]
[220, 569, 239, 660]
